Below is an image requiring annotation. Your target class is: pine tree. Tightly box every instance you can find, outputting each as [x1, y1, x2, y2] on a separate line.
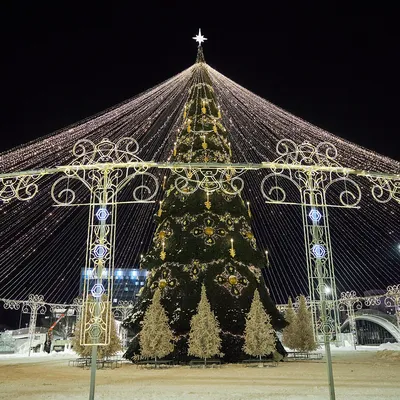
[139, 289, 174, 361]
[294, 295, 318, 352]
[72, 296, 121, 359]
[125, 44, 287, 362]
[282, 297, 297, 350]
[243, 290, 276, 363]
[188, 285, 222, 364]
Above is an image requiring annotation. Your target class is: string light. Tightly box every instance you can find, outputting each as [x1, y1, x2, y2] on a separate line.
[0, 47, 398, 307]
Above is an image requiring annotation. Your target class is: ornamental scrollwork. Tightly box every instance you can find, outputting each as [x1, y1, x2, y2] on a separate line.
[338, 291, 363, 312]
[172, 167, 245, 196]
[2, 299, 21, 310]
[368, 176, 400, 204]
[384, 284, 400, 308]
[71, 137, 140, 165]
[112, 300, 134, 320]
[364, 296, 381, 307]
[22, 294, 47, 315]
[0, 175, 43, 203]
[50, 137, 159, 206]
[261, 139, 361, 208]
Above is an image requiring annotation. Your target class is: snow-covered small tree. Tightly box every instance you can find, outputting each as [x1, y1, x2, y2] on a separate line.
[139, 289, 174, 362]
[282, 297, 297, 350]
[188, 285, 222, 365]
[72, 296, 121, 359]
[294, 295, 318, 352]
[243, 289, 275, 363]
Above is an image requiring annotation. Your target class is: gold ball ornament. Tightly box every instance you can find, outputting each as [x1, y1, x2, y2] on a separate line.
[228, 275, 238, 285]
[159, 231, 166, 239]
[204, 227, 214, 236]
[159, 279, 168, 289]
[246, 232, 254, 239]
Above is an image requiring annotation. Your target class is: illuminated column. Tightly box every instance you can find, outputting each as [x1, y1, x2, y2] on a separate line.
[339, 291, 362, 349]
[80, 171, 117, 400]
[21, 294, 46, 356]
[302, 172, 338, 400]
[302, 182, 341, 344]
[385, 285, 400, 328]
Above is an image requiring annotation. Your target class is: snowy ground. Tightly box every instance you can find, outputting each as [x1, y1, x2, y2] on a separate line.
[0, 345, 399, 400]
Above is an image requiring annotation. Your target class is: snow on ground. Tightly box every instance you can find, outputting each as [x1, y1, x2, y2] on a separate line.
[0, 346, 399, 400]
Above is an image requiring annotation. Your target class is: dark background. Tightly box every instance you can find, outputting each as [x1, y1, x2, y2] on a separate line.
[0, 2, 399, 160]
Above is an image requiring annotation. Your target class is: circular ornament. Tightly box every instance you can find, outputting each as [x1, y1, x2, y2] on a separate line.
[228, 275, 238, 285]
[204, 227, 214, 236]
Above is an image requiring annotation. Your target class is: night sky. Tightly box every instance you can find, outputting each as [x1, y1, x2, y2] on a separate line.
[0, 3, 399, 161]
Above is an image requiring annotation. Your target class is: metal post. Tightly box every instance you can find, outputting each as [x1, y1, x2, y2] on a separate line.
[27, 303, 37, 357]
[318, 273, 336, 400]
[307, 172, 336, 400]
[22, 295, 46, 357]
[385, 285, 400, 329]
[88, 169, 110, 400]
[339, 291, 361, 350]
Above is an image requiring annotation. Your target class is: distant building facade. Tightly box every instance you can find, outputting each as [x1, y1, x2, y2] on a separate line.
[79, 268, 148, 304]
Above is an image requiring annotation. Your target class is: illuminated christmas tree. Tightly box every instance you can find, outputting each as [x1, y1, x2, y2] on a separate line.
[125, 36, 286, 362]
[139, 289, 174, 361]
[282, 297, 297, 350]
[243, 290, 276, 361]
[188, 285, 222, 364]
[293, 295, 318, 352]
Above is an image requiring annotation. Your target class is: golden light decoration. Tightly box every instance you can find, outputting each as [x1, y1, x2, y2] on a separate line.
[202, 136, 208, 149]
[191, 217, 226, 245]
[154, 222, 173, 254]
[151, 268, 177, 291]
[159, 279, 168, 289]
[157, 201, 163, 217]
[205, 192, 211, 210]
[240, 223, 257, 250]
[160, 240, 166, 260]
[215, 264, 248, 296]
[183, 259, 208, 280]
[213, 122, 218, 133]
[229, 238, 236, 258]
[228, 275, 238, 285]
[204, 227, 214, 236]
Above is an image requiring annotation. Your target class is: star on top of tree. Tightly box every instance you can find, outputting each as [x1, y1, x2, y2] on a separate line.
[193, 29, 207, 47]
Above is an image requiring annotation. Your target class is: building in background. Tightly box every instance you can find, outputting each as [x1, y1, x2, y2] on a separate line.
[79, 268, 148, 304]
